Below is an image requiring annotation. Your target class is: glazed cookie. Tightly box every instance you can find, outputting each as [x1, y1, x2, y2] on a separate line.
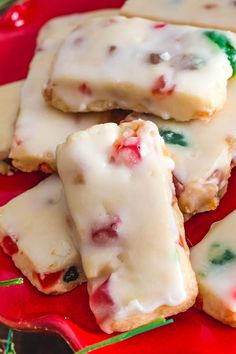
[44, 16, 235, 121]
[191, 210, 236, 327]
[57, 119, 197, 333]
[0, 175, 85, 295]
[0, 81, 22, 160]
[121, 0, 236, 32]
[10, 10, 119, 173]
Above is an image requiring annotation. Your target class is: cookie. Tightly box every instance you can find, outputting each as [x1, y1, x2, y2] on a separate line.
[57, 119, 198, 333]
[191, 210, 236, 327]
[10, 10, 119, 173]
[44, 16, 234, 121]
[0, 175, 86, 294]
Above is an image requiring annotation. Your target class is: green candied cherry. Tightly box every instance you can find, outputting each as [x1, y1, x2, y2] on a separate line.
[204, 31, 236, 76]
[159, 129, 188, 147]
[208, 243, 236, 266]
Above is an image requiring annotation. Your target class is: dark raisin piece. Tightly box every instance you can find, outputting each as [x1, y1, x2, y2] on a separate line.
[63, 266, 79, 283]
[149, 53, 161, 64]
[108, 45, 117, 54]
[204, 3, 218, 9]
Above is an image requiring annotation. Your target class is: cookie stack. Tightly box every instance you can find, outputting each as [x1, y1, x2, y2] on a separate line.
[0, 2, 236, 332]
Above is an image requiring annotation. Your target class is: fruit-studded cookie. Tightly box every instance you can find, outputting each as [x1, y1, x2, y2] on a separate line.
[121, 0, 236, 32]
[0, 175, 85, 294]
[191, 210, 236, 327]
[0, 81, 22, 160]
[57, 119, 197, 333]
[10, 10, 119, 173]
[44, 16, 235, 121]
[128, 77, 236, 216]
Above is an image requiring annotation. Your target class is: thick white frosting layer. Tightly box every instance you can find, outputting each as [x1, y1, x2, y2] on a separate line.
[57, 120, 186, 333]
[46, 15, 233, 121]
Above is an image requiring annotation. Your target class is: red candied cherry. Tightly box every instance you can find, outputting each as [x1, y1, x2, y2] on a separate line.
[111, 136, 142, 167]
[13, 136, 22, 146]
[78, 83, 92, 96]
[92, 216, 121, 243]
[153, 23, 167, 29]
[36, 270, 62, 289]
[172, 175, 184, 198]
[151, 75, 176, 96]
[231, 289, 236, 300]
[1, 236, 18, 256]
[38, 163, 54, 174]
[178, 235, 185, 249]
[90, 278, 114, 323]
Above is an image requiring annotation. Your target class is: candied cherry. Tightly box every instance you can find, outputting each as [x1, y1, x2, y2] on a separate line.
[153, 23, 167, 29]
[178, 235, 185, 249]
[92, 216, 121, 243]
[111, 136, 142, 167]
[1, 236, 18, 256]
[151, 75, 176, 96]
[79, 83, 92, 96]
[173, 175, 184, 198]
[90, 278, 114, 323]
[231, 289, 236, 300]
[36, 270, 62, 289]
[38, 163, 54, 174]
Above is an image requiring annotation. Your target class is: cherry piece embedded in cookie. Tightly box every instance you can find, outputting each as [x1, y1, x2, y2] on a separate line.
[151, 75, 176, 96]
[178, 235, 185, 249]
[79, 83, 92, 96]
[173, 175, 184, 198]
[153, 23, 166, 29]
[90, 278, 114, 323]
[38, 163, 54, 174]
[1, 236, 18, 256]
[36, 270, 62, 289]
[111, 136, 142, 167]
[92, 216, 121, 243]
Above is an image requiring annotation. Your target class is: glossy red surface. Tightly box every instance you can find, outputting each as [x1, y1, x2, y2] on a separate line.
[1, 1, 236, 352]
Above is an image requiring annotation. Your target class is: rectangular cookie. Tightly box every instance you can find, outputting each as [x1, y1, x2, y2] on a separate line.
[0, 175, 85, 295]
[44, 15, 235, 122]
[57, 119, 197, 333]
[121, 0, 236, 32]
[191, 210, 236, 327]
[127, 75, 236, 216]
[10, 10, 119, 173]
[0, 81, 22, 160]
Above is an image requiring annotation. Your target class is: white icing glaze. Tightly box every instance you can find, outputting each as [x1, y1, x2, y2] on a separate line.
[10, 10, 118, 170]
[46, 15, 233, 121]
[0, 81, 22, 159]
[0, 175, 81, 275]
[37, 9, 118, 50]
[191, 210, 236, 312]
[57, 119, 186, 333]
[121, 0, 236, 32]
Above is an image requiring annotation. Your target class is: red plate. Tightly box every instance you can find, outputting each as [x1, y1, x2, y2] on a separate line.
[1, 1, 236, 352]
